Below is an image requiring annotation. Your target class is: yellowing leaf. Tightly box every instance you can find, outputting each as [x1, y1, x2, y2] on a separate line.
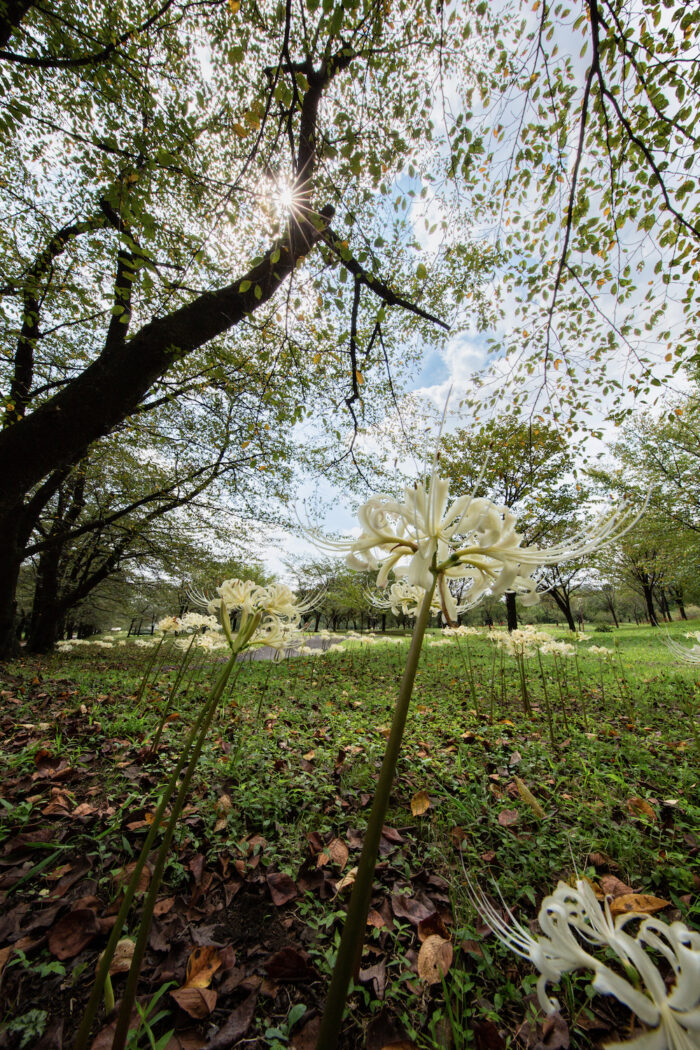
[514, 777, 546, 819]
[609, 893, 670, 917]
[185, 946, 223, 989]
[626, 796, 657, 822]
[410, 789, 431, 816]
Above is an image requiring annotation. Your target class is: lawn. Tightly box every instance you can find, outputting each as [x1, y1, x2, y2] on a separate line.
[0, 621, 698, 1050]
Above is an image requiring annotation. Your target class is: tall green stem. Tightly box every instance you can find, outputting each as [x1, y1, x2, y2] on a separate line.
[110, 654, 240, 1050]
[315, 580, 436, 1050]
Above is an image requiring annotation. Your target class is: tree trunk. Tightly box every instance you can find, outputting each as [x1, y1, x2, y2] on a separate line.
[642, 584, 659, 626]
[0, 516, 28, 658]
[549, 587, 576, 631]
[0, 0, 32, 49]
[26, 541, 64, 653]
[505, 592, 518, 632]
[658, 588, 673, 622]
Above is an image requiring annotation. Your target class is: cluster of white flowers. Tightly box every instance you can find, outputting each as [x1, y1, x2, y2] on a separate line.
[588, 645, 614, 659]
[491, 625, 551, 659]
[539, 639, 576, 659]
[188, 578, 318, 657]
[368, 579, 443, 619]
[443, 625, 484, 638]
[472, 878, 700, 1050]
[308, 457, 640, 625]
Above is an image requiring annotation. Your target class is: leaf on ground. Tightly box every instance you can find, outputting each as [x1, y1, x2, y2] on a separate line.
[514, 777, 546, 819]
[417, 934, 453, 984]
[325, 837, 349, 870]
[367, 908, 386, 929]
[359, 958, 386, 999]
[205, 990, 257, 1049]
[170, 986, 217, 1018]
[266, 871, 299, 906]
[48, 908, 99, 959]
[153, 896, 176, 916]
[333, 866, 357, 895]
[391, 894, 434, 924]
[417, 912, 451, 943]
[163, 1030, 206, 1050]
[291, 1015, 320, 1050]
[90, 1009, 140, 1050]
[410, 790, 431, 816]
[609, 893, 670, 917]
[497, 808, 519, 828]
[599, 875, 635, 898]
[184, 945, 222, 989]
[588, 851, 619, 870]
[472, 1018, 507, 1050]
[0, 944, 14, 978]
[264, 946, 316, 981]
[98, 937, 135, 975]
[114, 861, 151, 895]
[627, 796, 657, 822]
[365, 1009, 414, 1050]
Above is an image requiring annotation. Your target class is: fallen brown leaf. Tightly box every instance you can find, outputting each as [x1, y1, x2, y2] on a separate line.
[206, 991, 257, 1049]
[170, 986, 217, 1018]
[267, 871, 299, 906]
[417, 935, 453, 984]
[48, 908, 99, 960]
[497, 808, 519, 828]
[627, 796, 657, 822]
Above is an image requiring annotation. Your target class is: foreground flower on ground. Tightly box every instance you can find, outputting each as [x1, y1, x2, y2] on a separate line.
[471, 878, 700, 1050]
[310, 455, 645, 1049]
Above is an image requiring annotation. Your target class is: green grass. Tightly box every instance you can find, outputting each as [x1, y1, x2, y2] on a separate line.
[0, 620, 698, 1048]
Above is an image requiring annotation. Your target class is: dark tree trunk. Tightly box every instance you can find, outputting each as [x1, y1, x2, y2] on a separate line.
[642, 584, 659, 626]
[505, 592, 518, 632]
[0, 0, 32, 48]
[658, 588, 673, 622]
[549, 588, 576, 632]
[0, 516, 29, 658]
[26, 546, 62, 653]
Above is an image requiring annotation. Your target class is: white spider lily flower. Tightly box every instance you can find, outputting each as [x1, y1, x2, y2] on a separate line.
[443, 625, 484, 637]
[367, 579, 441, 619]
[539, 640, 576, 658]
[307, 465, 642, 624]
[589, 645, 614, 658]
[471, 879, 700, 1049]
[665, 635, 700, 665]
[179, 612, 220, 632]
[157, 616, 181, 633]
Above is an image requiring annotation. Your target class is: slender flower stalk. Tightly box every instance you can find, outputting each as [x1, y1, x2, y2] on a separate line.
[316, 582, 437, 1049]
[308, 445, 644, 1046]
[536, 650, 556, 746]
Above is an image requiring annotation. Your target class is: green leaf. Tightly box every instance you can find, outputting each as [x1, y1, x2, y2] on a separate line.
[238, 280, 252, 293]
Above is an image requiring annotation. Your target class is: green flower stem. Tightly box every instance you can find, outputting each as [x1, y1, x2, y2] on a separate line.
[516, 653, 531, 715]
[149, 631, 199, 753]
[454, 636, 478, 714]
[110, 652, 241, 1050]
[537, 650, 556, 748]
[133, 634, 165, 711]
[72, 664, 223, 1050]
[315, 579, 436, 1050]
[573, 654, 589, 730]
